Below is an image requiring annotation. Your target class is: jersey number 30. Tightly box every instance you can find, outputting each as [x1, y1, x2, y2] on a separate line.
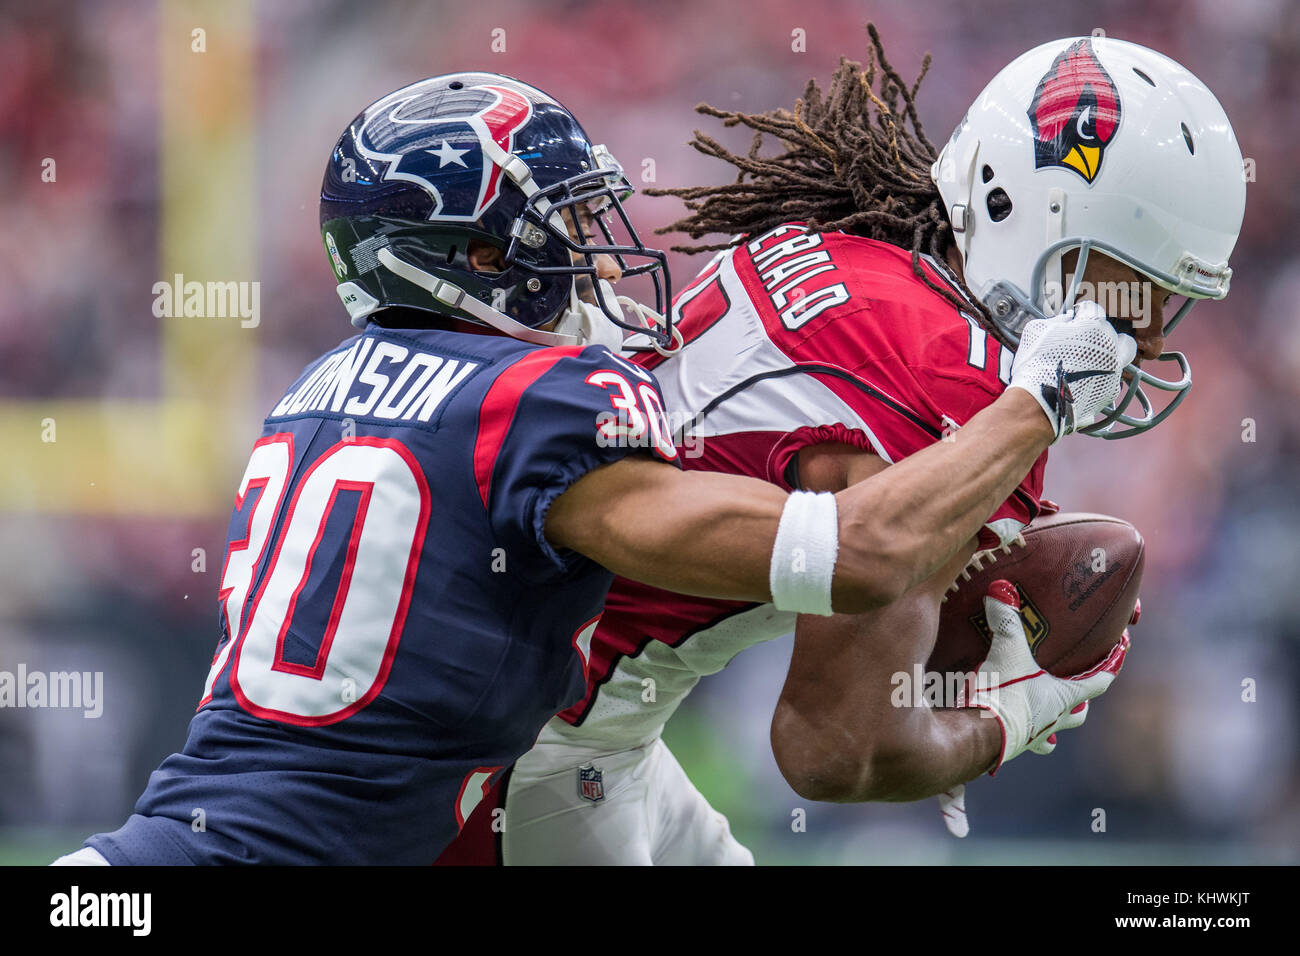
[198, 434, 431, 726]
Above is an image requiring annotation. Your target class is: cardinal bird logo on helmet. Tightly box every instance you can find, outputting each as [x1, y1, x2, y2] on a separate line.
[1027, 38, 1122, 184]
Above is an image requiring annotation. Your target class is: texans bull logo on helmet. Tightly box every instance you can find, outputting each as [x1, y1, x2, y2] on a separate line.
[355, 82, 534, 221]
[1027, 38, 1121, 184]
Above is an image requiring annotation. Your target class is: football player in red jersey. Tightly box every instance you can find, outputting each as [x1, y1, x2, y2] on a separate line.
[440, 28, 1245, 864]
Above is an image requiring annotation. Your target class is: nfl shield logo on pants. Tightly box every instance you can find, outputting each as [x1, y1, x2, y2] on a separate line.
[578, 765, 604, 803]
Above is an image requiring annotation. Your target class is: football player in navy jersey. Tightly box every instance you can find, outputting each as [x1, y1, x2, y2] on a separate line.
[53, 72, 1134, 864]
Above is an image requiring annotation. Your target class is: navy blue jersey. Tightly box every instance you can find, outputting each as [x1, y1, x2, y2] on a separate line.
[87, 323, 677, 864]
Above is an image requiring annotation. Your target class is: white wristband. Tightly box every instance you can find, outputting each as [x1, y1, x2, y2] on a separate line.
[769, 491, 839, 616]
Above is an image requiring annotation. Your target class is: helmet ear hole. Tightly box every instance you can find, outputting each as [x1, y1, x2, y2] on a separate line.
[466, 241, 505, 273]
[981, 164, 995, 183]
[986, 187, 1013, 223]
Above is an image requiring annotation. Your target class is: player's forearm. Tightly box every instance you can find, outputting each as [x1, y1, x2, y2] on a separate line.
[554, 387, 1048, 612]
[856, 709, 1001, 802]
[831, 389, 1052, 610]
[774, 557, 1001, 803]
[773, 704, 991, 801]
[773, 688, 1001, 803]
[550, 459, 788, 603]
[612, 470, 786, 600]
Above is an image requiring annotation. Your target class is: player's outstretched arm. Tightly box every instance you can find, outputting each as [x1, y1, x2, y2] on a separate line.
[545, 387, 1047, 614]
[546, 388, 1055, 614]
[548, 307, 1132, 613]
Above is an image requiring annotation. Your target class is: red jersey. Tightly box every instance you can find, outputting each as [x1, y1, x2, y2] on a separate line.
[552, 223, 1046, 748]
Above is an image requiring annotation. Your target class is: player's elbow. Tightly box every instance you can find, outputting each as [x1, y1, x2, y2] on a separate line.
[772, 703, 921, 803]
[775, 750, 895, 803]
[771, 705, 886, 803]
[777, 750, 911, 803]
[773, 740, 855, 802]
[782, 768, 851, 803]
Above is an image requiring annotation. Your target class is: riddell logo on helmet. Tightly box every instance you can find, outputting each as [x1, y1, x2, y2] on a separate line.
[1027, 38, 1122, 184]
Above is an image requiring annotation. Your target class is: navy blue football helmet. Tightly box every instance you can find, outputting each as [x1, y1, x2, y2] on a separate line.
[320, 72, 673, 348]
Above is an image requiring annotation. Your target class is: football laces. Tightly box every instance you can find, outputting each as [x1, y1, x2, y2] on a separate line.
[941, 532, 1027, 604]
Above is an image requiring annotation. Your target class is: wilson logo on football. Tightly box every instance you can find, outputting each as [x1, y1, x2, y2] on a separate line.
[1027, 37, 1121, 184]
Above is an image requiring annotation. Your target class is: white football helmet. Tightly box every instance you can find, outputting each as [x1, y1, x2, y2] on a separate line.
[931, 36, 1246, 438]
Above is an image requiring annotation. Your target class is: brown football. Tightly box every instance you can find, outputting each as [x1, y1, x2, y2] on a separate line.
[929, 512, 1144, 679]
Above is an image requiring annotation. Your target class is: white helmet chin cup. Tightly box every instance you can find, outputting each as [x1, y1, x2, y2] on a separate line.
[552, 278, 629, 352]
[553, 277, 683, 356]
[931, 36, 1246, 439]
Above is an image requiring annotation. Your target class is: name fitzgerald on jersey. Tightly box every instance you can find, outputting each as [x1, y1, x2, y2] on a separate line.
[270, 337, 479, 423]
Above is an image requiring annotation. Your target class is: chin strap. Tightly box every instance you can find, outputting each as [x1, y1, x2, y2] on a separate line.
[573, 278, 684, 356]
[377, 246, 579, 347]
[613, 295, 683, 357]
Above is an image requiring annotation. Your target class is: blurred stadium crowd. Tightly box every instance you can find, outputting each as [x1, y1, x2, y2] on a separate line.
[0, 0, 1296, 863]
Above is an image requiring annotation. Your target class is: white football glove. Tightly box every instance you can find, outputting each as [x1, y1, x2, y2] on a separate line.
[937, 784, 969, 838]
[969, 579, 1129, 774]
[1009, 301, 1139, 442]
[941, 595, 1144, 832]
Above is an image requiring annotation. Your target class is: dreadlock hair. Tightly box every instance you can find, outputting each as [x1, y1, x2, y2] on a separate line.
[645, 22, 986, 321]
